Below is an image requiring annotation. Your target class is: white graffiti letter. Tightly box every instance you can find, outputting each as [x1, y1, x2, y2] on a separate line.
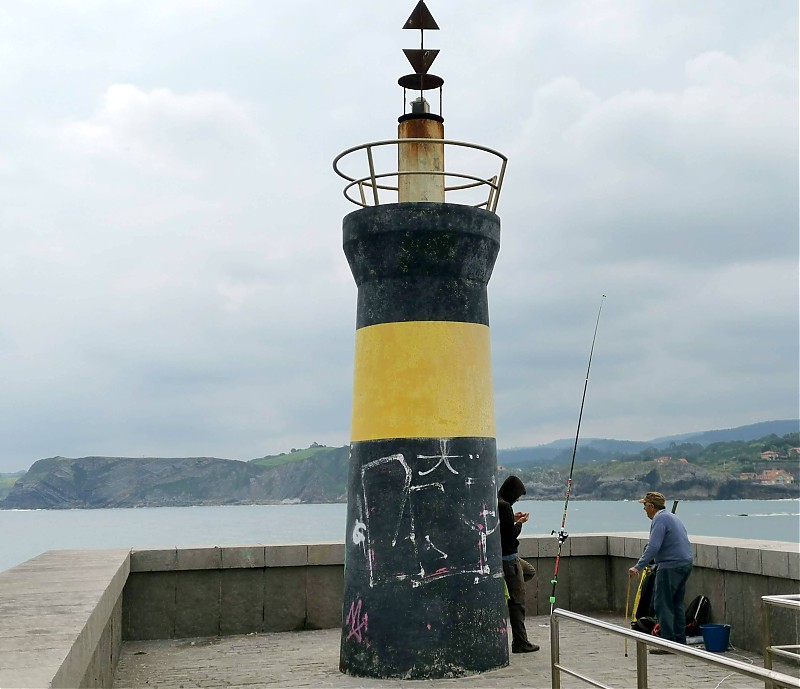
[352, 519, 366, 546]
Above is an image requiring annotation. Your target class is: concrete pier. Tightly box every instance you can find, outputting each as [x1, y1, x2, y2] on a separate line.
[112, 613, 799, 689]
[0, 549, 129, 688]
[0, 535, 797, 687]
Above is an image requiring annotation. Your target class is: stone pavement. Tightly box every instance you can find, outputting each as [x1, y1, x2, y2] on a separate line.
[114, 614, 797, 689]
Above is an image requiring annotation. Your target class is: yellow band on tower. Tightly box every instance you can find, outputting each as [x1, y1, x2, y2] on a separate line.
[350, 320, 496, 441]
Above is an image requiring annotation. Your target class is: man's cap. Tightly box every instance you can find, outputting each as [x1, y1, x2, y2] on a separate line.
[638, 491, 666, 508]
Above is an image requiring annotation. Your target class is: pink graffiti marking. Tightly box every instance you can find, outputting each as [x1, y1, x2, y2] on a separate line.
[345, 599, 369, 644]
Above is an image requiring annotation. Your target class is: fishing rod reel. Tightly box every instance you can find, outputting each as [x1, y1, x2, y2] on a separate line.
[552, 527, 569, 545]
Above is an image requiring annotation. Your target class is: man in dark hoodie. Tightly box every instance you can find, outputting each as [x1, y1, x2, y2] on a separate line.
[498, 475, 539, 653]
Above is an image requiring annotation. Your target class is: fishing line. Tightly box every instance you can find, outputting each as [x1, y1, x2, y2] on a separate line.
[549, 294, 606, 614]
[712, 650, 753, 689]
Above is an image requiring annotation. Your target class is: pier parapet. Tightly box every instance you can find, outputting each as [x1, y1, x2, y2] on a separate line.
[0, 536, 796, 687]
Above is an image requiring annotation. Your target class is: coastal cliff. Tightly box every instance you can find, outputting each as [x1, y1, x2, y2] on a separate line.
[1, 451, 796, 510]
[2, 427, 797, 509]
[512, 460, 796, 501]
[1, 447, 349, 509]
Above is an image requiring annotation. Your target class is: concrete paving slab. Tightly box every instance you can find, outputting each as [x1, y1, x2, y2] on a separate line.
[130, 548, 178, 572]
[113, 614, 797, 689]
[221, 546, 267, 569]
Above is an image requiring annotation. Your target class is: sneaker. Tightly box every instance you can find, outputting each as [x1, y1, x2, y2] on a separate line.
[649, 648, 672, 655]
[512, 642, 540, 653]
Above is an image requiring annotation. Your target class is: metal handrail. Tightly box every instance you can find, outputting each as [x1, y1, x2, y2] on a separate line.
[332, 138, 508, 212]
[550, 608, 800, 689]
[762, 594, 800, 689]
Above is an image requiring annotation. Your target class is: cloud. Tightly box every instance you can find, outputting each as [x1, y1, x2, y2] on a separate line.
[0, 1, 796, 471]
[484, 36, 797, 447]
[500, 46, 797, 270]
[56, 84, 267, 178]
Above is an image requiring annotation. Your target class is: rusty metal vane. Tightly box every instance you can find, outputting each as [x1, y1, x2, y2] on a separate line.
[399, 1, 444, 97]
[403, 1, 439, 31]
[402, 48, 439, 75]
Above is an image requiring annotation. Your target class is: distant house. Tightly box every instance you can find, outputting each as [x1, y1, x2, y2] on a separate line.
[678, 458, 689, 463]
[739, 472, 757, 480]
[654, 456, 671, 464]
[756, 469, 794, 485]
[788, 448, 800, 458]
[760, 451, 782, 461]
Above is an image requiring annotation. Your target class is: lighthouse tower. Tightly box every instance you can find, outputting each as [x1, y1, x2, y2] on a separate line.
[333, 1, 509, 679]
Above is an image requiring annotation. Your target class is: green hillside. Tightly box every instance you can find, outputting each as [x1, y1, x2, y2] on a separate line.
[249, 442, 335, 468]
[2, 425, 796, 509]
[502, 432, 799, 501]
[602, 432, 800, 474]
[0, 472, 24, 501]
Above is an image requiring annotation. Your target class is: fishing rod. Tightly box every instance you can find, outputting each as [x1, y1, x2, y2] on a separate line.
[549, 294, 606, 615]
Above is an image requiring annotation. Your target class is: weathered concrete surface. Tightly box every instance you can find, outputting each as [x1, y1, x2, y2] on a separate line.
[2, 536, 796, 687]
[0, 548, 129, 688]
[119, 536, 799, 654]
[123, 544, 346, 641]
[113, 613, 799, 689]
[341, 202, 506, 677]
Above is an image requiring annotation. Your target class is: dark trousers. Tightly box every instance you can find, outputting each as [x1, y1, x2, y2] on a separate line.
[653, 563, 692, 643]
[503, 557, 536, 647]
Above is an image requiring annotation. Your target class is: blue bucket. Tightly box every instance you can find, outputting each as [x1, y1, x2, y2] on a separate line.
[700, 624, 731, 652]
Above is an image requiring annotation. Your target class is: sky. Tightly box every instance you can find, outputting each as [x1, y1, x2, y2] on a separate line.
[0, 1, 797, 472]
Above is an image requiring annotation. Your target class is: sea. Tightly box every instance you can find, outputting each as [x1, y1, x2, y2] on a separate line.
[1, 499, 797, 574]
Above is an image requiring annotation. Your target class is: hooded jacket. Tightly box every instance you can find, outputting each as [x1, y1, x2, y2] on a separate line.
[498, 476, 526, 557]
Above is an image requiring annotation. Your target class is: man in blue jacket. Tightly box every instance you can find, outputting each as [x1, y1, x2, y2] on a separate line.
[629, 491, 693, 652]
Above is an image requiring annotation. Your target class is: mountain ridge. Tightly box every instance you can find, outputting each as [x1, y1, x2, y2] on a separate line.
[499, 419, 799, 467]
[1, 420, 797, 509]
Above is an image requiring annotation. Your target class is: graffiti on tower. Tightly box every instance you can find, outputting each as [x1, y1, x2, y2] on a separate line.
[355, 440, 499, 589]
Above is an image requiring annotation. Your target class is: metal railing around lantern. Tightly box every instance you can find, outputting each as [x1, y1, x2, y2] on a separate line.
[333, 138, 508, 212]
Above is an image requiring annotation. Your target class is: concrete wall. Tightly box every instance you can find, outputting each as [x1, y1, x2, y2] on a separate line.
[0, 549, 129, 689]
[120, 534, 798, 654]
[79, 597, 122, 689]
[518, 534, 612, 615]
[1, 535, 796, 688]
[123, 543, 343, 640]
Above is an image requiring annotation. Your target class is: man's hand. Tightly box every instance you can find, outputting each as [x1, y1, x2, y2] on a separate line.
[514, 512, 530, 524]
[628, 567, 640, 577]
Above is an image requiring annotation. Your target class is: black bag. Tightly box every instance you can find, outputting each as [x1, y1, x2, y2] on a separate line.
[685, 595, 711, 636]
[633, 616, 659, 635]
